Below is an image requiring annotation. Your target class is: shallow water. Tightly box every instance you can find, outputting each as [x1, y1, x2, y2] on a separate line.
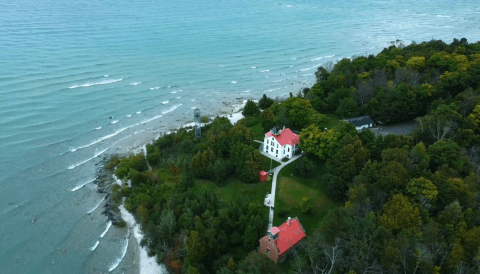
[1, 0, 480, 272]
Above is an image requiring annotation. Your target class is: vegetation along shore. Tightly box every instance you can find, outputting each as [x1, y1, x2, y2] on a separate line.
[101, 38, 480, 273]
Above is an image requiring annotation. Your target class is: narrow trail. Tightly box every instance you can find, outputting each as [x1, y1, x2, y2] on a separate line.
[258, 143, 304, 231]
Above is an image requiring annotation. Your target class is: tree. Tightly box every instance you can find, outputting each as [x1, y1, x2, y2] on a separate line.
[428, 139, 465, 170]
[417, 103, 462, 142]
[335, 97, 359, 118]
[243, 100, 260, 116]
[406, 56, 426, 71]
[406, 177, 438, 209]
[379, 194, 421, 232]
[243, 225, 258, 250]
[355, 79, 376, 108]
[468, 104, 480, 132]
[186, 231, 207, 263]
[293, 157, 315, 177]
[282, 97, 315, 128]
[259, 94, 274, 109]
[299, 125, 341, 160]
[300, 197, 313, 213]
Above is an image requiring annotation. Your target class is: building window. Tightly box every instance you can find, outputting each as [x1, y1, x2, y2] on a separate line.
[267, 248, 270, 255]
[288, 147, 290, 152]
[277, 144, 278, 148]
[276, 149, 278, 154]
[271, 147, 273, 152]
[266, 145, 269, 151]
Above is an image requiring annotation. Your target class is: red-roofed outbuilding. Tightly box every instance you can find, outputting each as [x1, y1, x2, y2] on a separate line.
[259, 170, 268, 182]
[259, 217, 306, 263]
[264, 127, 300, 159]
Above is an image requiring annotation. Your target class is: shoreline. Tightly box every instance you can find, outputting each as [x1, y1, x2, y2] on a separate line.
[100, 98, 255, 273]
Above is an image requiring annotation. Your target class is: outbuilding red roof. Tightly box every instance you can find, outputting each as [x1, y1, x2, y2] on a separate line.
[260, 170, 268, 176]
[266, 128, 299, 146]
[274, 218, 306, 255]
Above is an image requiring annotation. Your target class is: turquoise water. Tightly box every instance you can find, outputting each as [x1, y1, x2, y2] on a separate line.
[1, 0, 480, 272]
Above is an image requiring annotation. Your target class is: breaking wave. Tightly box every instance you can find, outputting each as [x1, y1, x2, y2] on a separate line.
[69, 78, 123, 89]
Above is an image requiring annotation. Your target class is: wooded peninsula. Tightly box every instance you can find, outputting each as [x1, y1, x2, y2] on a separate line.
[104, 38, 480, 274]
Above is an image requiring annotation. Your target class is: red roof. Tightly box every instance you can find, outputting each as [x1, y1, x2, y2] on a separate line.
[266, 128, 299, 146]
[274, 218, 306, 255]
[260, 170, 268, 176]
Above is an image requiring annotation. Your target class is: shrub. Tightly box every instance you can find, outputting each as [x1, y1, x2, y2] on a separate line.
[293, 157, 315, 177]
[278, 209, 290, 218]
[243, 116, 260, 127]
[200, 116, 210, 123]
[105, 155, 120, 170]
[300, 197, 313, 213]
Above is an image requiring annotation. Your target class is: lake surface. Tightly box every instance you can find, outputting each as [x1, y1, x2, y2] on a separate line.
[1, 0, 479, 272]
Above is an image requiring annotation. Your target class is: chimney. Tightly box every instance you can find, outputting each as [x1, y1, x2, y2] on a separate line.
[287, 217, 291, 226]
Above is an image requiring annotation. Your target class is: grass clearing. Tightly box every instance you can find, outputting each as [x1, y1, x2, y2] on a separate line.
[273, 156, 340, 233]
[195, 177, 271, 208]
[249, 122, 264, 141]
[324, 113, 342, 129]
[261, 155, 280, 172]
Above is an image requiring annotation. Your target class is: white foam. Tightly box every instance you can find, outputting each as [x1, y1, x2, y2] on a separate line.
[176, 96, 181, 99]
[87, 196, 105, 214]
[112, 174, 122, 186]
[111, 120, 118, 124]
[291, 58, 296, 60]
[149, 87, 160, 90]
[72, 127, 130, 151]
[71, 177, 96, 191]
[170, 90, 178, 94]
[437, 14, 450, 17]
[191, 99, 196, 102]
[68, 147, 109, 169]
[126, 114, 132, 117]
[119, 205, 166, 274]
[286, 4, 292, 7]
[90, 241, 100, 251]
[104, 75, 109, 77]
[251, 66, 256, 69]
[242, 90, 251, 93]
[129, 82, 142, 86]
[108, 231, 129, 272]
[100, 221, 112, 238]
[136, 111, 141, 114]
[161, 101, 169, 105]
[310, 54, 334, 61]
[231, 81, 237, 84]
[135, 129, 145, 135]
[302, 73, 313, 77]
[191, 107, 197, 109]
[260, 70, 270, 72]
[300, 63, 323, 72]
[162, 104, 183, 115]
[94, 126, 102, 130]
[141, 115, 162, 124]
[167, 86, 171, 88]
[69, 78, 122, 89]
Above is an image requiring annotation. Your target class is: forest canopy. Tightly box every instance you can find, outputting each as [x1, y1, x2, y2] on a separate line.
[106, 38, 480, 274]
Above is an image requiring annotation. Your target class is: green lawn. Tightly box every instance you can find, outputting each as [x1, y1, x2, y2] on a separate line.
[249, 122, 264, 141]
[272, 156, 340, 234]
[195, 177, 271, 208]
[324, 113, 342, 129]
[261, 155, 280, 172]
